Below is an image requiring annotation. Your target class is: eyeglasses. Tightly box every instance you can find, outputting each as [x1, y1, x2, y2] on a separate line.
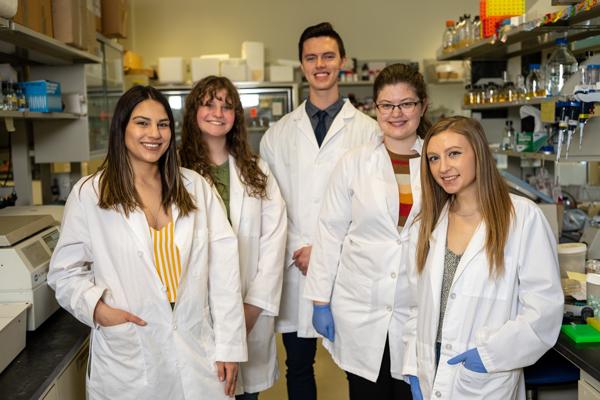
[375, 101, 421, 114]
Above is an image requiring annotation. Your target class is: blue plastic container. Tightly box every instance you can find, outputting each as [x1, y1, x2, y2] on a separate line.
[19, 80, 62, 112]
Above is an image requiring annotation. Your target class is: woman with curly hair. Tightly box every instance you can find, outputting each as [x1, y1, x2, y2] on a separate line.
[180, 76, 287, 400]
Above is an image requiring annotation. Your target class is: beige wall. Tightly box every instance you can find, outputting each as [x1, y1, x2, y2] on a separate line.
[129, 0, 479, 69]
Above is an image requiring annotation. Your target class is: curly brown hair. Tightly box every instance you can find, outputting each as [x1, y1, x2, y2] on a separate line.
[179, 76, 267, 199]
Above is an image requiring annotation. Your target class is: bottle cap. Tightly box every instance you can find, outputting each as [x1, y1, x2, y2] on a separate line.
[446, 20, 455, 26]
[555, 38, 568, 45]
[530, 64, 540, 70]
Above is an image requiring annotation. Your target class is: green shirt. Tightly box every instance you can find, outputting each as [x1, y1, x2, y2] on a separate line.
[211, 160, 230, 220]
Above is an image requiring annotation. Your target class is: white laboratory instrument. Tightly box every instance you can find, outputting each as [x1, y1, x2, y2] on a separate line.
[0, 302, 29, 373]
[0, 213, 60, 330]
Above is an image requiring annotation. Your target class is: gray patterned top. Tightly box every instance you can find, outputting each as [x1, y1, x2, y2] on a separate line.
[436, 247, 462, 343]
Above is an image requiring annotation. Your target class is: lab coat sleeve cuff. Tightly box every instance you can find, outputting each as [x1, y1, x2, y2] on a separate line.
[215, 344, 248, 363]
[243, 297, 278, 317]
[82, 286, 107, 329]
[476, 345, 495, 372]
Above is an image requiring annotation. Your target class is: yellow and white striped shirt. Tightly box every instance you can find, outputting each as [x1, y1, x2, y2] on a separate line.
[150, 221, 182, 303]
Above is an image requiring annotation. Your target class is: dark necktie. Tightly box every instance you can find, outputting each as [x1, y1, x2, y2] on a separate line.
[314, 110, 327, 147]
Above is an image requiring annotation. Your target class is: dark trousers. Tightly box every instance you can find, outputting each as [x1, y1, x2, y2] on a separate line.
[282, 332, 317, 400]
[346, 337, 412, 400]
[235, 393, 258, 400]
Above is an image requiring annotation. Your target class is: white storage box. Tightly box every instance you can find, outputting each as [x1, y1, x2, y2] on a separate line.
[191, 57, 221, 82]
[158, 57, 185, 84]
[221, 59, 248, 82]
[268, 65, 294, 82]
[242, 41, 264, 81]
[0, 303, 29, 374]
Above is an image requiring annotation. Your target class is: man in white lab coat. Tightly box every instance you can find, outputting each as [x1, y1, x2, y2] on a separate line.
[260, 22, 379, 400]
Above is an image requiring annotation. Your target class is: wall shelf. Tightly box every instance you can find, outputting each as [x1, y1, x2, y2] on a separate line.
[438, 5, 600, 61]
[463, 97, 559, 110]
[493, 148, 600, 162]
[0, 18, 101, 65]
[0, 110, 82, 120]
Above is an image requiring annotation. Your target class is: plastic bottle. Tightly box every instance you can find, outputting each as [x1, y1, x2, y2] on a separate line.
[545, 38, 578, 96]
[462, 14, 472, 47]
[526, 64, 546, 99]
[501, 120, 516, 151]
[454, 16, 464, 49]
[16, 84, 26, 111]
[442, 20, 455, 52]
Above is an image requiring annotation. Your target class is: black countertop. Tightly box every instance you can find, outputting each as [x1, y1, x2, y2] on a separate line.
[555, 331, 600, 383]
[0, 309, 89, 400]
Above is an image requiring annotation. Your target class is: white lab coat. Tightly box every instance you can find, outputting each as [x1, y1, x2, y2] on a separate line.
[226, 155, 287, 394]
[48, 168, 247, 400]
[402, 194, 564, 400]
[260, 99, 379, 337]
[304, 136, 423, 382]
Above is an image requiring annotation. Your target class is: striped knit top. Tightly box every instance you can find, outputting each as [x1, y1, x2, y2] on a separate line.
[150, 221, 182, 303]
[387, 149, 419, 227]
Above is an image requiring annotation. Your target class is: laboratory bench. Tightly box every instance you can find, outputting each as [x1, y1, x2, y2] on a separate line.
[555, 332, 600, 399]
[0, 309, 89, 400]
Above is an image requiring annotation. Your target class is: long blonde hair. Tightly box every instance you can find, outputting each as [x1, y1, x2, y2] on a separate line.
[416, 116, 513, 276]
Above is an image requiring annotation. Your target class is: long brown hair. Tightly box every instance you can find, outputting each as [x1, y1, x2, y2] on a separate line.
[416, 116, 513, 276]
[93, 85, 196, 216]
[179, 76, 267, 198]
[373, 63, 431, 138]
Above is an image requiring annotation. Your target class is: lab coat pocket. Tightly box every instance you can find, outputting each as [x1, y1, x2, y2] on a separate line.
[93, 322, 148, 389]
[452, 365, 519, 400]
[189, 305, 216, 359]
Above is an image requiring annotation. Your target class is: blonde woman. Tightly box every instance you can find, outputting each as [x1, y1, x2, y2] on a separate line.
[403, 116, 563, 400]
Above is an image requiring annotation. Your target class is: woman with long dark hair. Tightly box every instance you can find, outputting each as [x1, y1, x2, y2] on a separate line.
[49, 85, 247, 399]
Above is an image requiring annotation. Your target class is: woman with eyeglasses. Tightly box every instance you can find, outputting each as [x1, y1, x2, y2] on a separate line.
[179, 76, 287, 400]
[304, 63, 429, 399]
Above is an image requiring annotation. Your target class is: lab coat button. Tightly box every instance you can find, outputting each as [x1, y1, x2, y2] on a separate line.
[161, 286, 167, 292]
[386, 305, 392, 312]
[435, 391, 442, 398]
[445, 344, 452, 350]
[396, 239, 401, 244]
[173, 324, 177, 330]
[137, 251, 143, 257]
[391, 272, 397, 279]
[450, 293, 456, 300]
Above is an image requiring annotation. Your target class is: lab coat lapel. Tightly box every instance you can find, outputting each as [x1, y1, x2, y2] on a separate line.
[321, 101, 355, 148]
[172, 175, 193, 279]
[228, 155, 244, 234]
[122, 208, 154, 268]
[294, 102, 319, 150]
[427, 206, 449, 338]
[451, 221, 486, 286]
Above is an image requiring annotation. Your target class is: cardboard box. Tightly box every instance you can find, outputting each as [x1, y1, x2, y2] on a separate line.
[101, 0, 128, 39]
[268, 65, 294, 82]
[191, 57, 220, 82]
[241, 41, 264, 81]
[52, 0, 85, 49]
[158, 57, 184, 84]
[89, 0, 102, 32]
[14, 0, 53, 37]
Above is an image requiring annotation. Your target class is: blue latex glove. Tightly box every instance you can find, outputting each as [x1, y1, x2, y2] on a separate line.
[407, 375, 423, 400]
[312, 303, 335, 341]
[447, 348, 487, 373]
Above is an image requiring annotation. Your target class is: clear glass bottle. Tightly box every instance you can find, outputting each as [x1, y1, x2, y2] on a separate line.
[516, 75, 527, 101]
[7, 83, 17, 111]
[472, 15, 481, 42]
[442, 20, 456, 52]
[504, 82, 517, 102]
[2, 82, 11, 111]
[526, 64, 546, 99]
[464, 84, 474, 105]
[545, 38, 578, 96]
[16, 84, 27, 111]
[501, 120, 516, 151]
